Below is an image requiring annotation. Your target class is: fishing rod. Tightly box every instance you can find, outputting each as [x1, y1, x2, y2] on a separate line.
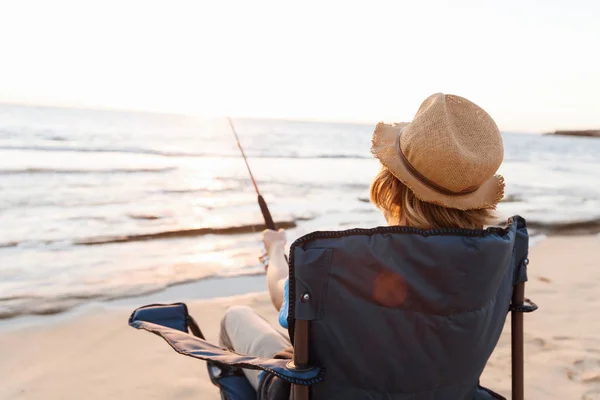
[227, 117, 277, 231]
[228, 118, 308, 381]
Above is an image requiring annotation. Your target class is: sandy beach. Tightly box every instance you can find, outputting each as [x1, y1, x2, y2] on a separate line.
[1, 235, 599, 400]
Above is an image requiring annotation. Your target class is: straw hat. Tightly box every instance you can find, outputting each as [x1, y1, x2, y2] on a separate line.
[371, 93, 504, 210]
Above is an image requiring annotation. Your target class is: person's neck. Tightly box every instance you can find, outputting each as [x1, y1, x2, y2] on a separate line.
[387, 215, 413, 227]
[386, 215, 434, 230]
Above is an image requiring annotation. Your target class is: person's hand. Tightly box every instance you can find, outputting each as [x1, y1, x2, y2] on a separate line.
[262, 229, 286, 253]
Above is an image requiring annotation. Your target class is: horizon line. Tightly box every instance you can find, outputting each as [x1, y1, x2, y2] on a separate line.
[0, 100, 546, 135]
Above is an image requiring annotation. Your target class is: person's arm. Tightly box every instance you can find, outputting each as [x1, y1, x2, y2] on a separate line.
[262, 229, 288, 311]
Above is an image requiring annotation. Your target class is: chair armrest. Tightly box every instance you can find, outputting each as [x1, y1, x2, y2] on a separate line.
[129, 303, 190, 332]
[129, 304, 324, 386]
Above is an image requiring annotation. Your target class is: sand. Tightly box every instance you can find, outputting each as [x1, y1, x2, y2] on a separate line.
[1, 235, 599, 399]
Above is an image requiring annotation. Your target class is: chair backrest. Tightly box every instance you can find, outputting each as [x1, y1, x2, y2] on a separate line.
[288, 216, 529, 400]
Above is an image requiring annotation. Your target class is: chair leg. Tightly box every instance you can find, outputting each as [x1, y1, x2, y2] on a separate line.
[292, 385, 309, 400]
[292, 320, 311, 400]
[511, 282, 525, 400]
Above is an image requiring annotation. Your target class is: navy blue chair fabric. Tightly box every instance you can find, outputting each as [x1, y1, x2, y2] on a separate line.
[129, 303, 189, 332]
[207, 363, 257, 400]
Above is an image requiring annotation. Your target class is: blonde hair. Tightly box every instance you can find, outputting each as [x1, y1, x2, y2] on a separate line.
[370, 167, 496, 230]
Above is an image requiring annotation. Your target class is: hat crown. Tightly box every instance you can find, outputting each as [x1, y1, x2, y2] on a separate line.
[400, 93, 503, 193]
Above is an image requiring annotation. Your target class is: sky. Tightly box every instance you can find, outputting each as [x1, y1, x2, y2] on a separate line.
[0, 0, 599, 132]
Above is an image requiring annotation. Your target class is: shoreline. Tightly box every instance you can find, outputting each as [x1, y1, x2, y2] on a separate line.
[0, 274, 267, 333]
[0, 223, 595, 324]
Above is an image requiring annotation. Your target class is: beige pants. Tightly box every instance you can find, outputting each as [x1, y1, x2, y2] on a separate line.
[219, 305, 291, 390]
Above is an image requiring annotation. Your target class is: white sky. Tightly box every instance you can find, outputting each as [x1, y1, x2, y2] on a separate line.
[0, 0, 598, 132]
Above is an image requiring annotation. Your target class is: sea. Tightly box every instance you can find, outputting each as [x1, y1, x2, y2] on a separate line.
[1, 103, 600, 320]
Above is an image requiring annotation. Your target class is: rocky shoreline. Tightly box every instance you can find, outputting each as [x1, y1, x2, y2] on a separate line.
[546, 130, 600, 138]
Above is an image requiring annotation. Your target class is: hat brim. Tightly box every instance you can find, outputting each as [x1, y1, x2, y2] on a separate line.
[371, 122, 504, 211]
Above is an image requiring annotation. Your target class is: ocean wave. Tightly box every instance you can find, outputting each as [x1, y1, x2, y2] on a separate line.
[0, 167, 177, 175]
[0, 293, 114, 320]
[159, 186, 238, 194]
[0, 270, 266, 320]
[127, 214, 162, 220]
[2, 214, 597, 251]
[76, 220, 299, 245]
[213, 176, 370, 191]
[313, 154, 370, 159]
[68, 216, 108, 221]
[526, 217, 600, 235]
[0, 144, 370, 160]
[502, 194, 522, 203]
[0, 144, 205, 157]
[0, 216, 316, 249]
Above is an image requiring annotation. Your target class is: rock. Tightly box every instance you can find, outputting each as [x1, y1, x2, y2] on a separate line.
[547, 130, 600, 138]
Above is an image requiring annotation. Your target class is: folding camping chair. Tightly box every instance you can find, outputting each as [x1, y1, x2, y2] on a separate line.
[129, 215, 537, 400]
